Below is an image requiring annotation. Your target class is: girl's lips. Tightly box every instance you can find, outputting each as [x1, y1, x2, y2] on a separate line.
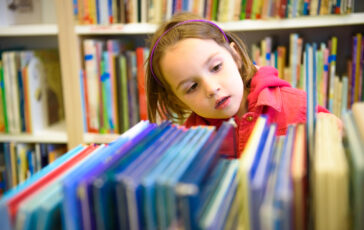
[215, 96, 231, 109]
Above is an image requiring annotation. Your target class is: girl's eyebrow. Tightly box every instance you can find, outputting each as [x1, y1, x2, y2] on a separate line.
[176, 52, 219, 91]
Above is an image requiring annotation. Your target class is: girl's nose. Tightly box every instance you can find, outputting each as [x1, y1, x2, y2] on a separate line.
[205, 80, 220, 98]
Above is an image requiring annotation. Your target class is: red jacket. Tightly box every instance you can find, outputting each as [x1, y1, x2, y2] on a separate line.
[184, 66, 329, 158]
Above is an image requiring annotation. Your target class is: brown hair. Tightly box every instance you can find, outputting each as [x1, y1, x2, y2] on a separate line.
[146, 12, 256, 123]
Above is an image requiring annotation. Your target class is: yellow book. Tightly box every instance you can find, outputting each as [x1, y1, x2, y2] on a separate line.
[352, 102, 364, 142]
[237, 115, 267, 229]
[314, 113, 349, 230]
[291, 124, 307, 230]
[9, 142, 18, 187]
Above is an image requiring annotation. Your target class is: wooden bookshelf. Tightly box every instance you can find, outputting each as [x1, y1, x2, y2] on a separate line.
[0, 24, 58, 36]
[73, 13, 364, 35]
[0, 121, 67, 143]
[1, 0, 363, 148]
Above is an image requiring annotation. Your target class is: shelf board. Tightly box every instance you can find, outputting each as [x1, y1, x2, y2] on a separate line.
[84, 133, 121, 144]
[218, 13, 364, 31]
[74, 13, 364, 35]
[75, 23, 158, 35]
[0, 121, 67, 143]
[0, 24, 58, 36]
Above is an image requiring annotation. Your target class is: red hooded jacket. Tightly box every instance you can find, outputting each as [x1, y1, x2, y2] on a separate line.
[184, 66, 329, 158]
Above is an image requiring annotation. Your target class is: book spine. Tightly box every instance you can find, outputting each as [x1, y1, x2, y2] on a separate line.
[354, 33, 362, 102]
[328, 37, 337, 112]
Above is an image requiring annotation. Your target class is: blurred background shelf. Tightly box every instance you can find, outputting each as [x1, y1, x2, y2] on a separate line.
[74, 13, 364, 35]
[0, 24, 58, 36]
[0, 121, 67, 143]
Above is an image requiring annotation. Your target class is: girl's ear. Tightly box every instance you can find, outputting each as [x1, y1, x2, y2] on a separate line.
[229, 42, 243, 66]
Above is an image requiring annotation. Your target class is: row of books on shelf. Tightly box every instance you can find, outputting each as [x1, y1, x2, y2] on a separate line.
[81, 39, 148, 134]
[0, 101, 363, 230]
[0, 50, 64, 134]
[73, 0, 355, 25]
[0, 142, 68, 195]
[252, 33, 364, 117]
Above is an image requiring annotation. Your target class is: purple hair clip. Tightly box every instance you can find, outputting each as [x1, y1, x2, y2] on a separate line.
[149, 19, 229, 86]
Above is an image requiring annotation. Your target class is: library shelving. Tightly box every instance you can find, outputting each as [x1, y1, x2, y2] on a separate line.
[2, 0, 361, 149]
[0, 121, 67, 143]
[0, 24, 58, 37]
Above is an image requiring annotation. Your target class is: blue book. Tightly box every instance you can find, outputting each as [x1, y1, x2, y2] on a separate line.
[79, 121, 169, 230]
[273, 125, 296, 230]
[141, 127, 201, 230]
[163, 127, 215, 228]
[62, 121, 150, 230]
[259, 136, 285, 230]
[93, 124, 175, 230]
[175, 120, 236, 230]
[249, 124, 277, 230]
[198, 159, 239, 229]
[155, 127, 212, 229]
[114, 126, 184, 230]
[0, 144, 85, 230]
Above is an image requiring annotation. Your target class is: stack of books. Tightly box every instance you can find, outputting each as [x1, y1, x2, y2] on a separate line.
[0, 101, 363, 230]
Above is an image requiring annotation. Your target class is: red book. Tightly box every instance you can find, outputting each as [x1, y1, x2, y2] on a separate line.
[136, 47, 148, 121]
[82, 69, 91, 132]
[6, 145, 98, 224]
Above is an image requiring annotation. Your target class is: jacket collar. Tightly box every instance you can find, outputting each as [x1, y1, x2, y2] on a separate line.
[247, 66, 291, 113]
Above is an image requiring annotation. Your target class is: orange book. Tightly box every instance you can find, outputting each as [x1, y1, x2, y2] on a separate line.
[136, 47, 148, 121]
[22, 66, 31, 133]
[277, 46, 286, 80]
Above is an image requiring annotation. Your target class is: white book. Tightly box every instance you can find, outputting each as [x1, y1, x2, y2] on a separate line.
[25, 52, 49, 133]
[2, 52, 21, 133]
[83, 39, 101, 132]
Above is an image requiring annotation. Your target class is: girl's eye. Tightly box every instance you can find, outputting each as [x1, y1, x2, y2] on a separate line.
[211, 63, 222, 72]
[186, 82, 198, 94]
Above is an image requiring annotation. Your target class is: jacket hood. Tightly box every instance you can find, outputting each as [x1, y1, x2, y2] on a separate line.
[247, 66, 291, 111]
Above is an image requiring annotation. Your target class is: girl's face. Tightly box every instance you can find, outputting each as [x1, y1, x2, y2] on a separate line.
[160, 38, 245, 119]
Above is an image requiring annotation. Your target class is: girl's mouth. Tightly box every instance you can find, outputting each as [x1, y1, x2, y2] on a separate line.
[215, 96, 231, 109]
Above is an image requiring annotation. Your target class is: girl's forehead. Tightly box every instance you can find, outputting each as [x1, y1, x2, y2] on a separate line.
[164, 38, 226, 60]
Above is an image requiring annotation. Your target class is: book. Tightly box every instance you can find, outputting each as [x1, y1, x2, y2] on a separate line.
[136, 47, 148, 121]
[62, 121, 150, 230]
[155, 126, 214, 229]
[76, 122, 164, 230]
[249, 124, 277, 230]
[114, 126, 184, 230]
[291, 124, 307, 230]
[314, 113, 349, 230]
[141, 127, 203, 229]
[273, 125, 296, 230]
[342, 110, 364, 230]
[0, 145, 85, 230]
[238, 115, 269, 230]
[1, 145, 96, 230]
[259, 136, 285, 230]
[175, 120, 236, 229]
[198, 159, 239, 229]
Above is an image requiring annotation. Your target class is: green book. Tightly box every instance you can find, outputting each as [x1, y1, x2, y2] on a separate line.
[241, 0, 247, 19]
[120, 55, 129, 132]
[0, 61, 8, 133]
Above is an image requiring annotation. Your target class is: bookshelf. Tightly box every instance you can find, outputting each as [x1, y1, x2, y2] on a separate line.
[2, 0, 363, 149]
[0, 2, 67, 147]
[0, 121, 67, 143]
[73, 12, 364, 35]
[0, 24, 58, 36]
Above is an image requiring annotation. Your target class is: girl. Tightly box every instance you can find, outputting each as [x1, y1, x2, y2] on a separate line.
[146, 12, 332, 158]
